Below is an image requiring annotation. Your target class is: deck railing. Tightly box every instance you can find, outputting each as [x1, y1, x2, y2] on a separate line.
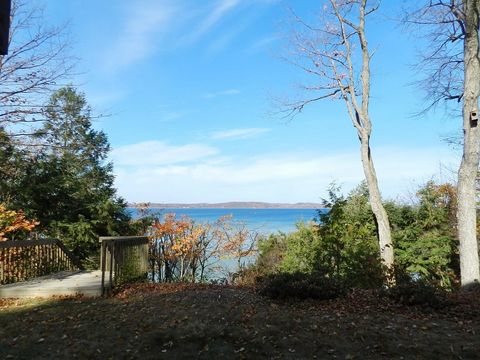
[0, 239, 84, 285]
[99, 236, 149, 294]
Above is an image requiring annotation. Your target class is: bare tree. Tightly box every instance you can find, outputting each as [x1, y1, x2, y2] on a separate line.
[404, 1, 465, 112]
[281, 0, 394, 279]
[457, 0, 480, 286]
[406, 0, 480, 286]
[0, 0, 75, 145]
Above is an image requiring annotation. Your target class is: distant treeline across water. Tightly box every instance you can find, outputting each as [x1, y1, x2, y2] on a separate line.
[127, 208, 327, 234]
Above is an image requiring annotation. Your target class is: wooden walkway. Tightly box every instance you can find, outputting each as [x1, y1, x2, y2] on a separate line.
[0, 270, 105, 298]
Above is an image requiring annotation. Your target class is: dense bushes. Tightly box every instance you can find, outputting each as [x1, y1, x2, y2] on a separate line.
[278, 223, 322, 274]
[249, 181, 460, 293]
[315, 183, 384, 288]
[390, 182, 457, 288]
[250, 183, 383, 289]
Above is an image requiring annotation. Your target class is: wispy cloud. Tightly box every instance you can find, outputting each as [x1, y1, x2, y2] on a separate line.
[103, 0, 280, 71]
[207, 26, 244, 54]
[112, 143, 460, 203]
[206, 6, 265, 54]
[211, 128, 271, 140]
[104, 0, 183, 71]
[195, 0, 280, 52]
[248, 34, 280, 53]
[181, 0, 242, 45]
[202, 89, 241, 99]
[111, 141, 218, 166]
[200, 0, 241, 32]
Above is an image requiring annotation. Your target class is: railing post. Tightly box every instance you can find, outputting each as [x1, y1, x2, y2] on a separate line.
[100, 239, 107, 295]
[109, 242, 114, 288]
[98, 236, 149, 293]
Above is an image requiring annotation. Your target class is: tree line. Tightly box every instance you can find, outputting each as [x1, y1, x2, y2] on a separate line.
[248, 181, 459, 290]
[0, 0, 479, 287]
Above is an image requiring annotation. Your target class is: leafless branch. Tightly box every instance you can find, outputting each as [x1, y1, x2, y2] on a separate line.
[403, 0, 465, 113]
[0, 0, 77, 144]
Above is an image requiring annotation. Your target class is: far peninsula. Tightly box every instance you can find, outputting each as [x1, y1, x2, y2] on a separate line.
[129, 202, 324, 209]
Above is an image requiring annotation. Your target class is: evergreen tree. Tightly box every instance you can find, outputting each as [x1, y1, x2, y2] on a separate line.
[3, 87, 132, 261]
[392, 182, 458, 288]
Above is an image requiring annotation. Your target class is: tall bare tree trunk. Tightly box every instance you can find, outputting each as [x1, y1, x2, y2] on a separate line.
[354, 0, 394, 278]
[281, 0, 395, 282]
[360, 137, 394, 273]
[457, 0, 480, 287]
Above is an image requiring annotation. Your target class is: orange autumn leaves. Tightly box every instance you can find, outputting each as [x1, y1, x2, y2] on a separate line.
[148, 213, 257, 282]
[150, 214, 255, 260]
[150, 214, 199, 261]
[0, 203, 39, 241]
[0, 204, 39, 283]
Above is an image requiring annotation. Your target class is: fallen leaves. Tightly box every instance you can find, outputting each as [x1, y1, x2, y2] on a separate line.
[0, 284, 479, 359]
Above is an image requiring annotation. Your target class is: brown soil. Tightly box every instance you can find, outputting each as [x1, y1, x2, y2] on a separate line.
[0, 284, 479, 359]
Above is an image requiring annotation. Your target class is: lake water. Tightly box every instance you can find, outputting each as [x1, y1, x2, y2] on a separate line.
[127, 208, 324, 234]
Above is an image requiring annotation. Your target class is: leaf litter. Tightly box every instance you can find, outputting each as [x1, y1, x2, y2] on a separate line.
[0, 283, 479, 359]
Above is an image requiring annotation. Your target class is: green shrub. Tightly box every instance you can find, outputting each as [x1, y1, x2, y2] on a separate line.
[257, 272, 348, 300]
[390, 181, 458, 289]
[252, 181, 459, 291]
[279, 223, 323, 274]
[315, 183, 384, 288]
[255, 232, 288, 275]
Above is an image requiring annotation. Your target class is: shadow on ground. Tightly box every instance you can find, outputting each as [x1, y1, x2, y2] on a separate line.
[0, 283, 479, 359]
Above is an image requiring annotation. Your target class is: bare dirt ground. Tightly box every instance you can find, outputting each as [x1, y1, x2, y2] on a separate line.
[0, 283, 479, 359]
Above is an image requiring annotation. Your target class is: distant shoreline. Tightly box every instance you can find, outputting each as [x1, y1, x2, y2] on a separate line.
[128, 202, 324, 209]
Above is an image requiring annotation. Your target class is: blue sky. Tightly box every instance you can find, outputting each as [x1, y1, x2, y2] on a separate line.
[39, 0, 460, 203]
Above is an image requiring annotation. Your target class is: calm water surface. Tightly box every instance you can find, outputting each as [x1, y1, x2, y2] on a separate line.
[128, 208, 325, 234]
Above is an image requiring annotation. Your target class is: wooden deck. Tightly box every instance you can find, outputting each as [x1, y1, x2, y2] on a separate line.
[0, 270, 105, 298]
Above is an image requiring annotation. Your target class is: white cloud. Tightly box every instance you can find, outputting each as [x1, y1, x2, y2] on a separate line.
[206, 7, 264, 54]
[202, 89, 241, 99]
[181, 0, 242, 45]
[111, 144, 460, 203]
[182, 0, 279, 51]
[207, 27, 243, 54]
[103, 0, 280, 70]
[248, 34, 280, 52]
[111, 141, 218, 166]
[201, 0, 241, 31]
[211, 128, 271, 140]
[104, 0, 182, 70]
